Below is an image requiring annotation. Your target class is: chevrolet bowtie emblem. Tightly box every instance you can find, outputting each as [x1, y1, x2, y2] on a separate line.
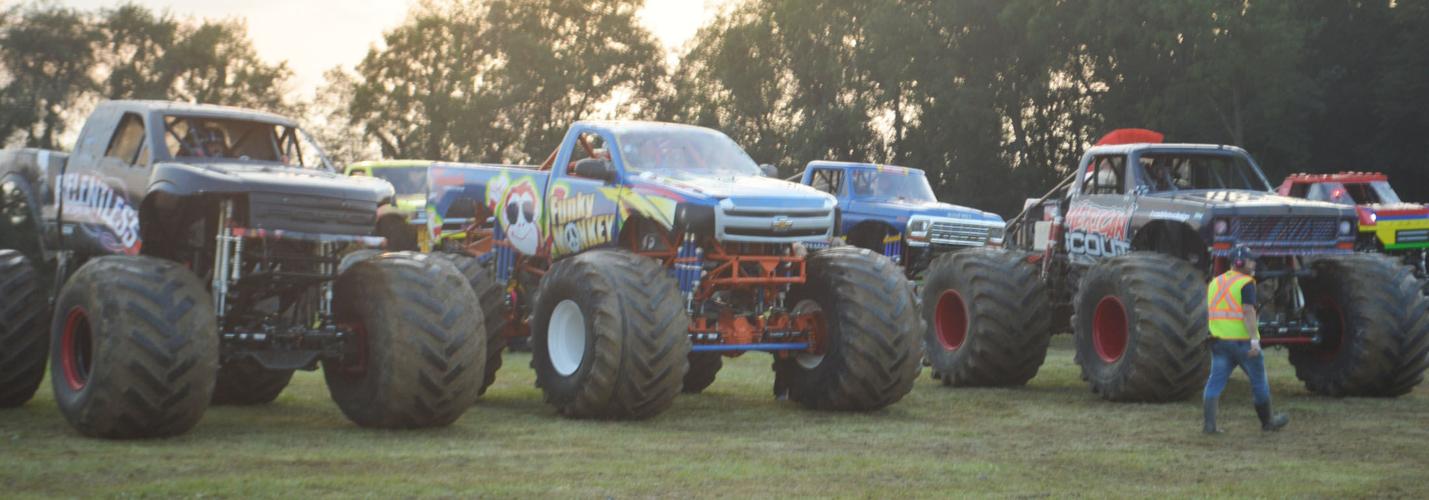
[771, 216, 794, 232]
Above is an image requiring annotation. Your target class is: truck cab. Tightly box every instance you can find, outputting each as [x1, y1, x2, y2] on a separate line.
[1277, 171, 1428, 283]
[798, 161, 1004, 276]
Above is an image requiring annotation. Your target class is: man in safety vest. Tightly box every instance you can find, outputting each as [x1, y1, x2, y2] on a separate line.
[1202, 246, 1289, 434]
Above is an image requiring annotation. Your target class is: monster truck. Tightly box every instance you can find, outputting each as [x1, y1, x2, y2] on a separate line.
[796, 161, 1005, 278]
[0, 100, 485, 438]
[1277, 172, 1429, 290]
[425, 121, 922, 417]
[344, 160, 432, 251]
[922, 128, 1429, 400]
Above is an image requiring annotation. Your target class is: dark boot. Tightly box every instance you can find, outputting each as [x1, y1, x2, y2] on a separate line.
[1202, 399, 1222, 434]
[1255, 403, 1289, 432]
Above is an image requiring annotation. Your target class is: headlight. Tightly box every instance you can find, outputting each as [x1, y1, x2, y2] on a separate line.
[1213, 219, 1229, 235]
[908, 219, 930, 234]
[1338, 220, 1353, 235]
[987, 225, 1005, 241]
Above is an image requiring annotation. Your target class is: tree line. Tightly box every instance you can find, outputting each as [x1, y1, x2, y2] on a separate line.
[2, 0, 1425, 216]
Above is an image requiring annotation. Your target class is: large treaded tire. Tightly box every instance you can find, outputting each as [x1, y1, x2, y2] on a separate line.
[0, 250, 49, 408]
[776, 247, 922, 411]
[921, 248, 1051, 386]
[1072, 252, 1208, 402]
[1290, 254, 1429, 397]
[435, 252, 509, 396]
[531, 249, 690, 419]
[324, 252, 485, 428]
[211, 359, 294, 405]
[50, 256, 218, 439]
[682, 352, 723, 394]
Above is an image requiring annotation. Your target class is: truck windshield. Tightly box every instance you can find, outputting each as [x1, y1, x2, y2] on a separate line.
[616, 128, 762, 177]
[849, 169, 938, 203]
[1134, 153, 1271, 192]
[1310, 181, 1403, 205]
[369, 167, 426, 195]
[164, 115, 332, 170]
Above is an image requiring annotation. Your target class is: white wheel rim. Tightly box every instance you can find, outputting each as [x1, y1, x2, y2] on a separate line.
[548, 299, 587, 376]
[793, 299, 825, 370]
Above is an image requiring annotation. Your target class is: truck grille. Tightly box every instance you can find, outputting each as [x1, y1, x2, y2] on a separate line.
[715, 201, 833, 243]
[1400, 229, 1429, 244]
[1231, 217, 1338, 243]
[929, 221, 991, 246]
[247, 193, 377, 236]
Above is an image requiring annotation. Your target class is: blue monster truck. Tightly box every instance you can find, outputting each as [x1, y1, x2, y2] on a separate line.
[796, 161, 1005, 277]
[424, 121, 923, 419]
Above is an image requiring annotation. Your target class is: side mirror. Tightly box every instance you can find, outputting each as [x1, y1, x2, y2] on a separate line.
[573, 158, 617, 183]
[760, 163, 778, 177]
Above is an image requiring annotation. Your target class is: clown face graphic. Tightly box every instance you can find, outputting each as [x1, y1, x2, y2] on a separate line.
[501, 179, 542, 255]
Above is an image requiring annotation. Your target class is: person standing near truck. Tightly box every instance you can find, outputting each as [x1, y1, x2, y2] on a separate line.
[1203, 246, 1290, 434]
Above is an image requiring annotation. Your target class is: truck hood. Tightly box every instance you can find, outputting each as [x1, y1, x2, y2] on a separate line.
[150, 161, 394, 203]
[630, 171, 835, 208]
[857, 198, 1004, 224]
[1144, 190, 1353, 218]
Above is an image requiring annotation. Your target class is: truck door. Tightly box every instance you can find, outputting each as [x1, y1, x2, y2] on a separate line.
[547, 129, 622, 257]
[806, 166, 847, 232]
[1065, 154, 1133, 264]
[56, 108, 146, 256]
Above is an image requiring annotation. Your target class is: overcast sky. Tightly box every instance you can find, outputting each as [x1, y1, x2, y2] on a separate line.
[55, 0, 729, 98]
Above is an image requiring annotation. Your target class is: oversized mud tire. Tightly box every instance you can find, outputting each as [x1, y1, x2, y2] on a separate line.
[435, 252, 509, 396]
[531, 249, 690, 419]
[1290, 255, 1429, 397]
[211, 359, 294, 405]
[1072, 252, 1208, 402]
[0, 250, 49, 408]
[50, 256, 219, 439]
[776, 247, 922, 411]
[921, 248, 1051, 386]
[682, 353, 723, 394]
[324, 252, 485, 428]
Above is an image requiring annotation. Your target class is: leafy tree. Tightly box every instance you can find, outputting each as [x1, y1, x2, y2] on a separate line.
[0, 4, 98, 149]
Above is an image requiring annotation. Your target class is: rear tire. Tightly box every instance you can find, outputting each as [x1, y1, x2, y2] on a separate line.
[1072, 252, 1209, 402]
[682, 353, 723, 394]
[435, 252, 510, 396]
[211, 359, 294, 405]
[921, 248, 1050, 386]
[50, 256, 218, 439]
[1290, 255, 1429, 397]
[324, 252, 485, 428]
[776, 247, 922, 411]
[0, 250, 48, 408]
[531, 249, 690, 419]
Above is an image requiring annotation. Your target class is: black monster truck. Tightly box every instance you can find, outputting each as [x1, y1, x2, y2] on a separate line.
[921, 129, 1429, 401]
[0, 101, 486, 438]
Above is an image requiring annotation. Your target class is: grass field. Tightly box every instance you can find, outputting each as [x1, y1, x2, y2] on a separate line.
[3, 335, 1427, 497]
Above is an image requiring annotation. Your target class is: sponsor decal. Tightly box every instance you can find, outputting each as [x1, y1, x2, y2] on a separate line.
[1065, 201, 1133, 262]
[486, 172, 544, 255]
[549, 185, 616, 256]
[54, 173, 141, 254]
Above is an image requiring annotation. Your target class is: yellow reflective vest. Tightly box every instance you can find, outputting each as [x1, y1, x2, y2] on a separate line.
[1207, 270, 1254, 340]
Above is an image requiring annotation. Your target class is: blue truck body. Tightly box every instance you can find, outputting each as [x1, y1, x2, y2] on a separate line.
[798, 161, 1004, 275]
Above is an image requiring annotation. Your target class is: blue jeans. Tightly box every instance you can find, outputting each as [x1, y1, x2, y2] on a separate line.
[1203, 339, 1271, 406]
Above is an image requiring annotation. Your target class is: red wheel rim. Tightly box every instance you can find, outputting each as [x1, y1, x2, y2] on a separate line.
[61, 306, 94, 391]
[1092, 296, 1129, 363]
[935, 290, 969, 351]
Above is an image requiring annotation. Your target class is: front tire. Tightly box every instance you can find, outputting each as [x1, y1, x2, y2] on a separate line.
[0, 250, 48, 408]
[211, 359, 294, 405]
[1290, 255, 1429, 397]
[921, 249, 1051, 386]
[435, 252, 510, 396]
[776, 247, 922, 411]
[531, 250, 690, 419]
[324, 252, 485, 428]
[1072, 252, 1208, 402]
[682, 353, 723, 394]
[50, 256, 219, 439]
